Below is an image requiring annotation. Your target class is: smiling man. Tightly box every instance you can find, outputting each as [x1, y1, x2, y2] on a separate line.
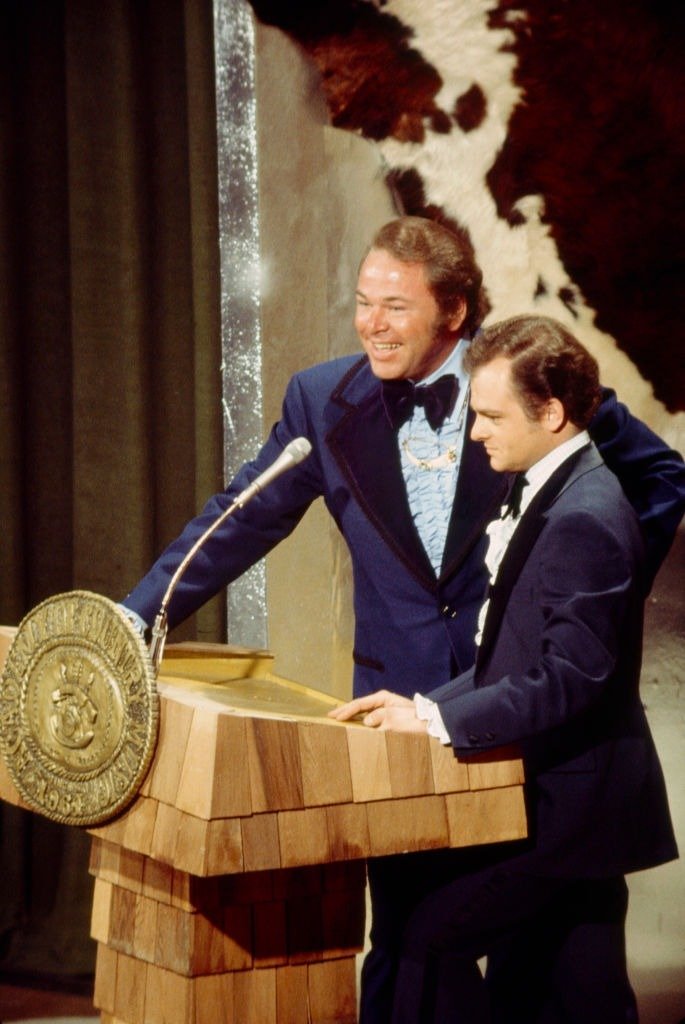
[331, 315, 678, 1023]
[121, 221, 685, 1023]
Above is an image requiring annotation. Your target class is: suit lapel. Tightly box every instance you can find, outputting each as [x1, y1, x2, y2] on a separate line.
[476, 444, 596, 670]
[327, 360, 437, 588]
[440, 408, 507, 579]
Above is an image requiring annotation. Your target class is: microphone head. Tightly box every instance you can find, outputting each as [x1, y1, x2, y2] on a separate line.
[284, 437, 312, 464]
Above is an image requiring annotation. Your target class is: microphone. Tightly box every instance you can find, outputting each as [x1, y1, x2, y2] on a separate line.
[233, 436, 312, 505]
[148, 436, 312, 672]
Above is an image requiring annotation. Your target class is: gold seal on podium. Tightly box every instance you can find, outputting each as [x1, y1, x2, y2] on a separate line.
[0, 591, 158, 826]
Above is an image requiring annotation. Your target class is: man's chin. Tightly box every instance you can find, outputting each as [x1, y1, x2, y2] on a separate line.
[487, 454, 509, 473]
[369, 363, 404, 381]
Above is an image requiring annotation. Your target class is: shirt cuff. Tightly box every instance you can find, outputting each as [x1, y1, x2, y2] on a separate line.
[414, 692, 451, 745]
[119, 605, 149, 637]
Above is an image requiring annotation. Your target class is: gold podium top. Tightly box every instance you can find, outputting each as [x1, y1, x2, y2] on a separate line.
[158, 641, 342, 720]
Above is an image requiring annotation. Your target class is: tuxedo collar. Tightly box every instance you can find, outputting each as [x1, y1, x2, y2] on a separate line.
[327, 358, 505, 590]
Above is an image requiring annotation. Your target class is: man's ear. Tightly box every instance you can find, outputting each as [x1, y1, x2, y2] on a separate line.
[543, 398, 568, 433]
[446, 297, 467, 333]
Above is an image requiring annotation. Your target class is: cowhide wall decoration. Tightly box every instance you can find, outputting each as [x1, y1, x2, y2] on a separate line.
[248, 0, 685, 449]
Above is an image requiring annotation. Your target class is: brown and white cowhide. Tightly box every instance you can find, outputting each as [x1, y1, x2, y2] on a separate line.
[248, 0, 685, 449]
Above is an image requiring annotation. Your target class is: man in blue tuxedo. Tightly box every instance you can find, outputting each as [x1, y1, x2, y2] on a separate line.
[331, 315, 678, 1023]
[122, 218, 685, 1021]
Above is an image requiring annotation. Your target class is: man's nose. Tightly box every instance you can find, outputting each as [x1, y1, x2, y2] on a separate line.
[471, 415, 487, 441]
[367, 306, 388, 332]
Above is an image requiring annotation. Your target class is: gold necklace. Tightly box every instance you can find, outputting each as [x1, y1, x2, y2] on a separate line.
[401, 437, 459, 471]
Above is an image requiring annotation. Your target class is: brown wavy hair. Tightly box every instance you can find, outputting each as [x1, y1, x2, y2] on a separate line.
[368, 216, 487, 335]
[464, 315, 601, 427]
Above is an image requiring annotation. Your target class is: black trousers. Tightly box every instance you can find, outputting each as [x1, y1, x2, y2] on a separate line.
[359, 847, 635, 1024]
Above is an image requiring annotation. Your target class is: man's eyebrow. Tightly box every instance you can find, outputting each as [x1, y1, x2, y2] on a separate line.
[355, 289, 411, 303]
[471, 405, 502, 416]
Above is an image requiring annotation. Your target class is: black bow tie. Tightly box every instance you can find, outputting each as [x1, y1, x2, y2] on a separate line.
[381, 374, 459, 431]
[505, 473, 528, 519]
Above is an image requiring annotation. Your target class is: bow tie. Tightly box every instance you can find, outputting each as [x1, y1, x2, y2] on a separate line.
[381, 374, 459, 431]
[505, 473, 528, 519]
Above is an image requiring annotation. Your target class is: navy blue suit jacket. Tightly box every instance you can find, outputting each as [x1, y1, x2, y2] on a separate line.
[123, 354, 685, 701]
[431, 444, 678, 878]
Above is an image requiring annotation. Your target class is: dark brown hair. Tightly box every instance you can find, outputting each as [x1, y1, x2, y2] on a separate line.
[464, 315, 601, 427]
[368, 216, 487, 335]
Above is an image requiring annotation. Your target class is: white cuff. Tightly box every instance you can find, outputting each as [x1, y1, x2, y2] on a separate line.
[414, 693, 451, 745]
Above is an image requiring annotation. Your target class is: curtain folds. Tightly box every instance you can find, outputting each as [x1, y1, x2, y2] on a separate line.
[0, 0, 223, 980]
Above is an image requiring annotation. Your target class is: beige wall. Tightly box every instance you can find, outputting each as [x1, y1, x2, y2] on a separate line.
[254, 20, 395, 699]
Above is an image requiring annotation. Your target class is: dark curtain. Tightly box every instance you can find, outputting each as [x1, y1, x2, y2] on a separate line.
[0, 0, 223, 982]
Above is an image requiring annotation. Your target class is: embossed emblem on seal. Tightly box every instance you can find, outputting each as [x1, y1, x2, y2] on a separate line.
[0, 591, 158, 826]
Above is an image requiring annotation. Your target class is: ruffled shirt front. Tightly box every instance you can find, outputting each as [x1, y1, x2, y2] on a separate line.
[397, 340, 471, 574]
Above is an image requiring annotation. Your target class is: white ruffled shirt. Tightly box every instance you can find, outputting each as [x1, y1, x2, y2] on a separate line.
[416, 430, 590, 743]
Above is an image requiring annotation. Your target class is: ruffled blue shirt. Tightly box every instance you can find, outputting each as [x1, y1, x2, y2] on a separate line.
[397, 339, 471, 574]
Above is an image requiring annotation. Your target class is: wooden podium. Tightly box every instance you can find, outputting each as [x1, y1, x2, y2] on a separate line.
[0, 628, 527, 1024]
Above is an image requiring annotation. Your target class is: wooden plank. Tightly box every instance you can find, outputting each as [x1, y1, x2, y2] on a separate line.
[113, 949, 146, 1023]
[253, 899, 288, 967]
[175, 707, 220, 819]
[154, 901, 193, 975]
[222, 868, 275, 906]
[325, 802, 370, 862]
[466, 748, 525, 791]
[189, 910, 230, 975]
[430, 741, 471, 794]
[278, 807, 330, 869]
[322, 888, 366, 958]
[141, 856, 175, 905]
[90, 878, 113, 946]
[144, 960, 193, 1024]
[221, 904, 253, 971]
[275, 964, 309, 1024]
[194, 972, 234, 1024]
[90, 838, 120, 886]
[445, 786, 528, 848]
[233, 967, 277, 1023]
[108, 885, 137, 956]
[120, 795, 159, 858]
[174, 812, 210, 877]
[93, 942, 118, 1017]
[272, 865, 323, 902]
[367, 795, 449, 857]
[241, 813, 281, 873]
[116, 846, 145, 894]
[246, 718, 304, 812]
[205, 817, 244, 876]
[211, 713, 253, 818]
[133, 888, 158, 964]
[286, 892, 323, 966]
[345, 726, 392, 802]
[307, 957, 358, 1024]
[150, 801, 183, 865]
[386, 731, 434, 798]
[142, 695, 194, 804]
[297, 720, 353, 807]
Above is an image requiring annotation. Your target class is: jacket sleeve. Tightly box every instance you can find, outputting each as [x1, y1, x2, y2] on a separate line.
[589, 388, 685, 585]
[121, 372, 325, 628]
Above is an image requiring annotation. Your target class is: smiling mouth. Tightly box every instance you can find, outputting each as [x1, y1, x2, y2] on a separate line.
[371, 342, 401, 352]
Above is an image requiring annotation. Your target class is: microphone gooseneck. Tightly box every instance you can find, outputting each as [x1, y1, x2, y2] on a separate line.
[148, 437, 312, 673]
